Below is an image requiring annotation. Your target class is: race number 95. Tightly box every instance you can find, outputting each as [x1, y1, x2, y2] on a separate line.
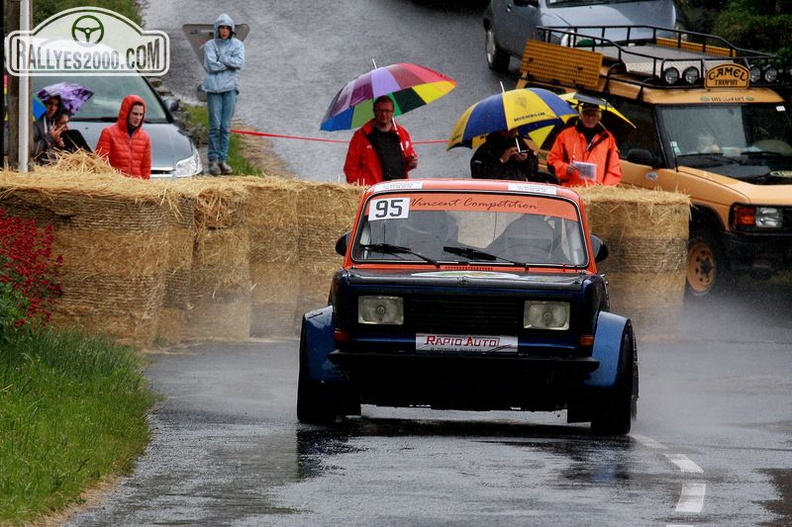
[368, 198, 410, 220]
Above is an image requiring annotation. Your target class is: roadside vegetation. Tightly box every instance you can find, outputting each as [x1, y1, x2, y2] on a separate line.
[0, 212, 157, 525]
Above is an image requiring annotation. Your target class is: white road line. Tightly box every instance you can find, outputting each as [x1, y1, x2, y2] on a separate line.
[630, 434, 668, 449]
[665, 453, 705, 473]
[675, 482, 707, 513]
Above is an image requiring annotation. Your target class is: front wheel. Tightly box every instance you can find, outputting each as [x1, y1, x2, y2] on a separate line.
[686, 229, 727, 298]
[485, 26, 510, 72]
[590, 323, 636, 436]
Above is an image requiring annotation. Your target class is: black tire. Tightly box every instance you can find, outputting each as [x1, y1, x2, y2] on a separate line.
[685, 228, 728, 299]
[296, 328, 338, 425]
[590, 323, 636, 436]
[485, 26, 510, 72]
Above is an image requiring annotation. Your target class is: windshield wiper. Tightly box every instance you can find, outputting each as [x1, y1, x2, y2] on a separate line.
[442, 245, 528, 267]
[360, 243, 439, 266]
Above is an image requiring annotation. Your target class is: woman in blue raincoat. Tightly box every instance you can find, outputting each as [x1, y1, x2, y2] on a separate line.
[202, 13, 245, 175]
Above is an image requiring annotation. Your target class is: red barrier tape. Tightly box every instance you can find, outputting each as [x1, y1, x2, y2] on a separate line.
[231, 129, 448, 145]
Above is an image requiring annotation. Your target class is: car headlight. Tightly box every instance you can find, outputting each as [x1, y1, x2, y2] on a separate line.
[732, 205, 783, 229]
[175, 147, 203, 177]
[358, 296, 404, 325]
[524, 301, 570, 330]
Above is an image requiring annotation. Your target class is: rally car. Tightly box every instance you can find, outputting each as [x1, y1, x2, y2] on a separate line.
[297, 179, 638, 435]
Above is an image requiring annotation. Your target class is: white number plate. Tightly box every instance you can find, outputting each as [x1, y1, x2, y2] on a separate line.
[416, 334, 518, 353]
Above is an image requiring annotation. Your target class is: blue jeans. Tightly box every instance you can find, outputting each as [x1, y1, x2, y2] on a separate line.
[207, 90, 238, 162]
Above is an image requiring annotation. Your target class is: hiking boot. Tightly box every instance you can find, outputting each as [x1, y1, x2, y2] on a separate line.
[219, 161, 233, 175]
[208, 161, 221, 176]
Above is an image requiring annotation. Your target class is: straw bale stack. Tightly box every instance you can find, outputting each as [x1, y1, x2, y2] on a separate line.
[235, 176, 302, 336]
[294, 182, 363, 330]
[578, 185, 690, 335]
[181, 178, 252, 341]
[0, 159, 182, 347]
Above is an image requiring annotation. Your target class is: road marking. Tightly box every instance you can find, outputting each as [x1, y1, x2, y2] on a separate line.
[675, 482, 706, 513]
[631, 434, 668, 449]
[665, 453, 704, 473]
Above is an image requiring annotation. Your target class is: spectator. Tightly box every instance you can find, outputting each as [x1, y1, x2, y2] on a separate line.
[95, 95, 152, 179]
[344, 95, 418, 185]
[547, 103, 621, 186]
[202, 13, 245, 176]
[470, 130, 539, 181]
[32, 94, 66, 164]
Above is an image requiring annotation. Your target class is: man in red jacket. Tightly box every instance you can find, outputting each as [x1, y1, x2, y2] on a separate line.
[96, 94, 152, 179]
[547, 103, 621, 187]
[344, 96, 418, 185]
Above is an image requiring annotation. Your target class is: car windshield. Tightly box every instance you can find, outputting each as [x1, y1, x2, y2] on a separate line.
[661, 103, 792, 164]
[32, 74, 169, 123]
[353, 192, 588, 267]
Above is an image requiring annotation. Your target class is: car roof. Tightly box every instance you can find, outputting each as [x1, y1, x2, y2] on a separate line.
[364, 178, 583, 204]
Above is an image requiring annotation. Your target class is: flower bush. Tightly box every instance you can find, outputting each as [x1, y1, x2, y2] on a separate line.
[0, 209, 63, 331]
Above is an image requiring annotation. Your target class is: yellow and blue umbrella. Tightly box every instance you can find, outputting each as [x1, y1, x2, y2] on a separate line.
[321, 62, 457, 132]
[447, 87, 577, 150]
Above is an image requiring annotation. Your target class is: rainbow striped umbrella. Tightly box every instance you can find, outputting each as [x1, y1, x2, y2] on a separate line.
[321, 62, 456, 132]
[447, 88, 577, 149]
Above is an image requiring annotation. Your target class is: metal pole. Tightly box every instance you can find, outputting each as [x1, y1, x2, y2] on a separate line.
[18, 0, 31, 172]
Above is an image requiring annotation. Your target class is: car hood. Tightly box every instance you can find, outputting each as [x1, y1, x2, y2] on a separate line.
[545, 1, 675, 39]
[344, 267, 589, 291]
[67, 120, 197, 176]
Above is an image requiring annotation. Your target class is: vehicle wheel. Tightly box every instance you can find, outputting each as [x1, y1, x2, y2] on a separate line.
[591, 323, 636, 436]
[686, 229, 727, 298]
[296, 329, 337, 425]
[485, 26, 510, 72]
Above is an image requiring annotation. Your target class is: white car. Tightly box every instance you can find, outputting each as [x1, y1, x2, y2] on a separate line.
[483, 0, 679, 71]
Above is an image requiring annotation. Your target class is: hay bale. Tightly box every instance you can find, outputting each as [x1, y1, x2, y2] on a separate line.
[236, 176, 301, 263]
[249, 261, 299, 337]
[297, 182, 362, 261]
[0, 169, 177, 347]
[183, 182, 252, 340]
[578, 186, 690, 335]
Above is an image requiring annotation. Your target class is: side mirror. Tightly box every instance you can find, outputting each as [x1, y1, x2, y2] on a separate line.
[162, 97, 180, 113]
[591, 235, 609, 263]
[335, 232, 350, 256]
[625, 148, 659, 167]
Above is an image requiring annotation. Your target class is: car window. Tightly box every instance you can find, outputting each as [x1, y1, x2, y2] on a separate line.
[354, 192, 587, 266]
[32, 74, 169, 123]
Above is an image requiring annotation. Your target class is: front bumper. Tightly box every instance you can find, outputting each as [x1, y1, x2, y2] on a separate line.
[328, 350, 599, 411]
[724, 231, 792, 275]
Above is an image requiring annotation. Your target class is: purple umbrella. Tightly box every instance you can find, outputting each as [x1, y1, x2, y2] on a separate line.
[37, 82, 94, 117]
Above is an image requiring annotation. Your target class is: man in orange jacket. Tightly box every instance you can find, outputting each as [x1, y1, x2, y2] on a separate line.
[547, 103, 621, 187]
[344, 95, 418, 185]
[96, 94, 152, 179]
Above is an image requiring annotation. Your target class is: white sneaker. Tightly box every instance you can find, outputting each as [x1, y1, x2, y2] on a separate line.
[219, 161, 233, 175]
[208, 162, 220, 176]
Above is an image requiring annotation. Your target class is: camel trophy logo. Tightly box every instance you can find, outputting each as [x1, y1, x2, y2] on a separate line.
[4, 7, 169, 76]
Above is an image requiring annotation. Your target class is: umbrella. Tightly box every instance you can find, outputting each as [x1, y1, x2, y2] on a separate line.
[447, 87, 577, 150]
[527, 92, 636, 149]
[321, 62, 456, 131]
[36, 82, 94, 117]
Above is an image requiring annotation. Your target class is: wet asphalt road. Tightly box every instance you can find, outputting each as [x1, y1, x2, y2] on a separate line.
[64, 279, 792, 526]
[62, 2, 792, 525]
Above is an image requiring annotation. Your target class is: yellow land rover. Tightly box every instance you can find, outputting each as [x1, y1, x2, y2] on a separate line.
[518, 25, 792, 298]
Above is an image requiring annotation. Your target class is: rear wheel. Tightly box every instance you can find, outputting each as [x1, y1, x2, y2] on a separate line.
[485, 26, 510, 72]
[686, 229, 727, 298]
[590, 323, 636, 436]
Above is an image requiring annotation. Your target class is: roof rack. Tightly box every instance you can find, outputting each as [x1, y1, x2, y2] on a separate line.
[521, 25, 782, 90]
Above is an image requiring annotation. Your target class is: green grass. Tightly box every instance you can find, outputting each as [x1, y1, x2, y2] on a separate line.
[179, 104, 264, 176]
[0, 328, 156, 525]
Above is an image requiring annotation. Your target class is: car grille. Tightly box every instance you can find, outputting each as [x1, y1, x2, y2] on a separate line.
[405, 295, 523, 334]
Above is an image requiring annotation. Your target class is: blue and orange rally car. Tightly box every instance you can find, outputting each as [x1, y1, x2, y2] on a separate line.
[297, 179, 638, 435]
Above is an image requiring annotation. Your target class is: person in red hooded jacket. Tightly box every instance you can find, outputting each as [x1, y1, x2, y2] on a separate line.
[96, 94, 152, 179]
